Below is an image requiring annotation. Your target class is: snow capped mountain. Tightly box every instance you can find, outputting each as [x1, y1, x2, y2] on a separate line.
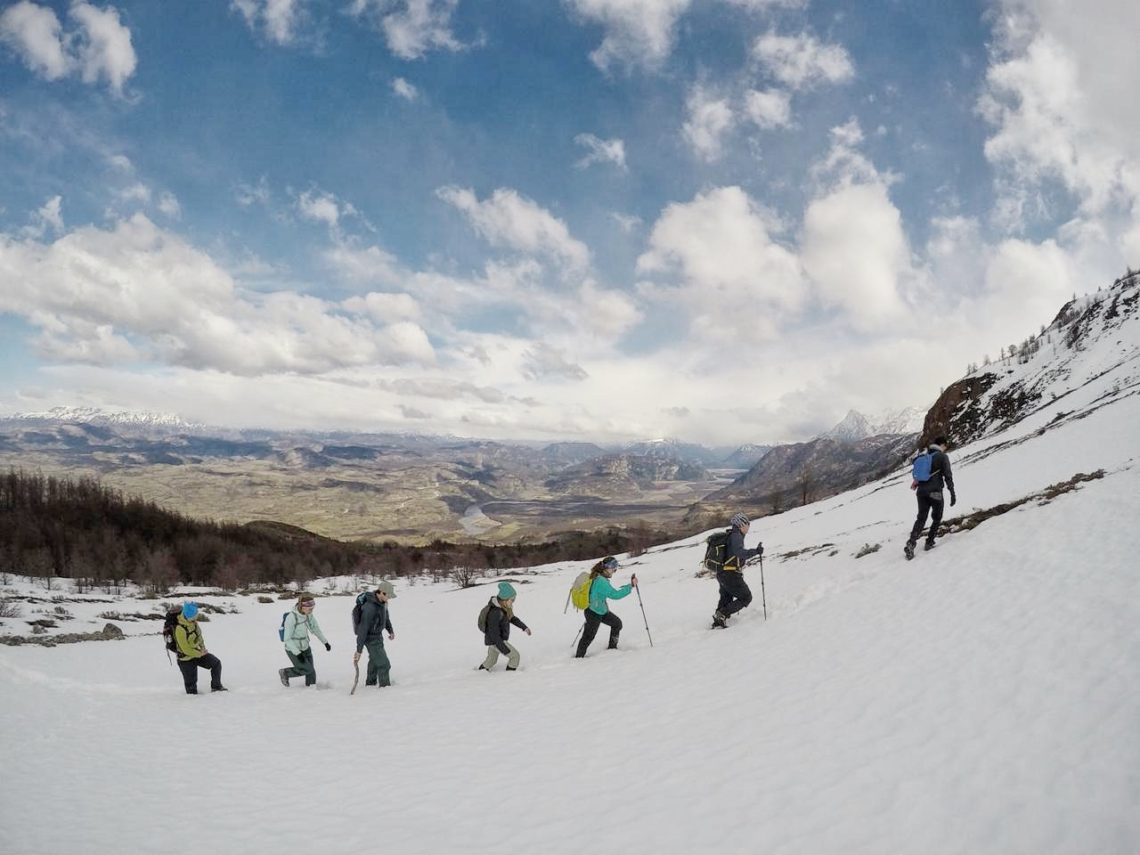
[5, 406, 203, 430]
[820, 409, 876, 442]
[819, 406, 925, 443]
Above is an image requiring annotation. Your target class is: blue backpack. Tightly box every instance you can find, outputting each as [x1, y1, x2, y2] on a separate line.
[912, 452, 933, 482]
[277, 612, 289, 642]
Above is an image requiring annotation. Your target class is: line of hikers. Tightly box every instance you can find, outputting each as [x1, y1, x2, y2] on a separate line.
[168, 438, 956, 694]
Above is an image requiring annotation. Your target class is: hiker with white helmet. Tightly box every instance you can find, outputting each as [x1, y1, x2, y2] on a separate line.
[574, 556, 637, 658]
[278, 593, 330, 688]
[712, 512, 763, 628]
[477, 581, 532, 672]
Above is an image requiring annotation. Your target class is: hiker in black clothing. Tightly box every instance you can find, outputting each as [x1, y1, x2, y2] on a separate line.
[905, 436, 957, 558]
[353, 580, 396, 687]
[712, 512, 763, 628]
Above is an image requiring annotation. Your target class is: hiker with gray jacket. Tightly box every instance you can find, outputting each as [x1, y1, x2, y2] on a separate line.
[278, 593, 330, 687]
[353, 581, 396, 688]
[478, 581, 531, 672]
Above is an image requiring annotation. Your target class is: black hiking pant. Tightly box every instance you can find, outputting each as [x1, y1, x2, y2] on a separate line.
[716, 570, 753, 617]
[178, 654, 223, 694]
[909, 489, 945, 545]
[576, 610, 622, 657]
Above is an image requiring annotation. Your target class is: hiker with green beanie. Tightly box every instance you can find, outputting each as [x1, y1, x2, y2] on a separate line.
[575, 557, 636, 658]
[278, 593, 330, 688]
[353, 580, 396, 688]
[478, 581, 531, 672]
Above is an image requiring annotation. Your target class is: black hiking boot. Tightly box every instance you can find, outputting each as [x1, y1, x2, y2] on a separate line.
[924, 540, 936, 552]
[477, 664, 488, 671]
[904, 541, 916, 560]
[278, 669, 290, 687]
[711, 611, 728, 629]
[506, 666, 517, 671]
[211, 686, 228, 692]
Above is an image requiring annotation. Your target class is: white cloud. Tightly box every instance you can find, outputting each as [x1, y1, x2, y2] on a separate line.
[20, 195, 63, 239]
[743, 88, 792, 129]
[296, 189, 343, 228]
[70, 1, 137, 92]
[801, 120, 918, 331]
[0, 214, 435, 374]
[574, 133, 626, 170]
[235, 177, 271, 207]
[0, 1, 69, 80]
[325, 243, 404, 287]
[0, 1, 137, 94]
[392, 76, 419, 100]
[565, 0, 693, 71]
[752, 30, 854, 90]
[437, 186, 590, 269]
[231, 0, 306, 46]
[348, 0, 462, 60]
[611, 212, 641, 233]
[157, 192, 181, 219]
[637, 186, 806, 339]
[682, 86, 735, 161]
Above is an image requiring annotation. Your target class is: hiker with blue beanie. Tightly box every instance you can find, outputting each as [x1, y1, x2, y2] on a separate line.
[478, 581, 531, 672]
[174, 601, 226, 694]
[575, 557, 637, 658]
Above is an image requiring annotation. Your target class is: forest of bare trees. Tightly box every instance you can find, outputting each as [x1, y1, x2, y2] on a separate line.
[0, 470, 677, 591]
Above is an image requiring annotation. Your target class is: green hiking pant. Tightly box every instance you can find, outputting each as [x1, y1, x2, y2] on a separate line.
[363, 638, 391, 687]
[481, 642, 520, 670]
[283, 648, 316, 686]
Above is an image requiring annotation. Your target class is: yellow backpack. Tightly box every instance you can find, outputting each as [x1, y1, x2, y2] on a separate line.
[569, 572, 593, 610]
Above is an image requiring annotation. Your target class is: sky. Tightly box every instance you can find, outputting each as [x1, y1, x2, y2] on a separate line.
[2, 296, 1138, 852]
[0, 0, 1138, 446]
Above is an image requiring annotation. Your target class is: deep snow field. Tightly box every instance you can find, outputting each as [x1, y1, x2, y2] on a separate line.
[3, 368, 1140, 853]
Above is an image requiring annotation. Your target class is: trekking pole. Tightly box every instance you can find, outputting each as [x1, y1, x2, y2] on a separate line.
[759, 555, 767, 621]
[571, 624, 583, 650]
[634, 580, 654, 647]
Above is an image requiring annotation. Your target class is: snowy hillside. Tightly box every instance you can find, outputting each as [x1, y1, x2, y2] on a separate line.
[3, 305, 1139, 854]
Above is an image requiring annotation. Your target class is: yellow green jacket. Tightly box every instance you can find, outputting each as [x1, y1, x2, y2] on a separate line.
[174, 614, 206, 661]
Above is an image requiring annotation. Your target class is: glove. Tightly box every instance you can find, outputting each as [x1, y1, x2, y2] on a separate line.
[950, 494, 957, 507]
[755, 543, 764, 558]
[324, 642, 332, 652]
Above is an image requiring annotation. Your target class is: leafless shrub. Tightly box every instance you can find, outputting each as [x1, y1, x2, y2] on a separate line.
[0, 599, 22, 619]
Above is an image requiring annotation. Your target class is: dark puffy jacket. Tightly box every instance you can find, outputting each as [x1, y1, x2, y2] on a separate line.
[724, 527, 763, 571]
[354, 592, 394, 653]
[919, 447, 956, 497]
[482, 597, 528, 655]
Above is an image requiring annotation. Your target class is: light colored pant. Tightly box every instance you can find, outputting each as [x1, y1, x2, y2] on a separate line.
[482, 642, 520, 670]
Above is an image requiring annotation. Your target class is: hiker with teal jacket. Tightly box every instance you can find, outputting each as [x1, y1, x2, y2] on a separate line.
[575, 556, 637, 658]
[278, 593, 330, 688]
[174, 601, 226, 694]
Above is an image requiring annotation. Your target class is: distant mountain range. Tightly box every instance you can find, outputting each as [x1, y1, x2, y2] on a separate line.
[818, 407, 927, 443]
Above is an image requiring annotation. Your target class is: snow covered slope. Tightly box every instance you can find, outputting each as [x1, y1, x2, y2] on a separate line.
[2, 281, 1139, 854]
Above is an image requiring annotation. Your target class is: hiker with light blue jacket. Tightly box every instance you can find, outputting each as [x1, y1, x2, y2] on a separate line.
[575, 556, 637, 658]
[278, 594, 330, 687]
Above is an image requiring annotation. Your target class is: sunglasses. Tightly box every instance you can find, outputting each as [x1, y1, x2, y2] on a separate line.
[300, 602, 316, 609]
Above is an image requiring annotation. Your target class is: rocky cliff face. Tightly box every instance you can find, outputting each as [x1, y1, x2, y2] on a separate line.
[920, 272, 1140, 449]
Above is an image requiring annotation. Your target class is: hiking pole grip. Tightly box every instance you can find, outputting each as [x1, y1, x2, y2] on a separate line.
[635, 584, 654, 647]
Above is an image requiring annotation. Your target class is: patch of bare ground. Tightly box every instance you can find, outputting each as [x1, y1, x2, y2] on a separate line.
[939, 470, 1106, 538]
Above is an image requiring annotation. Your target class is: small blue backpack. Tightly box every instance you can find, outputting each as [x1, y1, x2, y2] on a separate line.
[912, 452, 933, 482]
[277, 612, 289, 642]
